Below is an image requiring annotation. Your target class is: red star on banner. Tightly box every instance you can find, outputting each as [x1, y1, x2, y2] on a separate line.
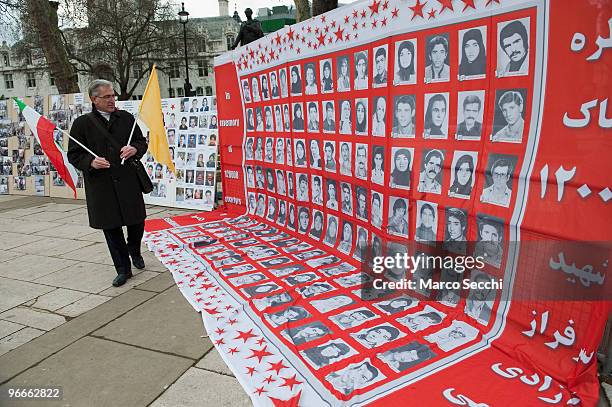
[316, 32, 326, 46]
[486, 0, 501, 4]
[274, 33, 282, 46]
[314, 26, 320, 34]
[331, 20, 337, 27]
[360, 10, 367, 18]
[246, 366, 257, 376]
[234, 329, 257, 343]
[321, 15, 326, 22]
[286, 27, 295, 41]
[352, 21, 358, 30]
[194, 298, 203, 303]
[224, 305, 233, 310]
[296, 47, 302, 54]
[269, 50, 276, 60]
[371, 19, 378, 28]
[289, 43, 294, 49]
[362, 21, 366, 28]
[382, 0, 389, 9]
[352, 9, 358, 18]
[324, 25, 330, 34]
[344, 33, 351, 40]
[258, 53, 265, 64]
[344, 15, 349, 23]
[437, 0, 454, 12]
[263, 375, 276, 384]
[194, 271, 205, 279]
[266, 360, 288, 375]
[199, 283, 214, 290]
[204, 307, 220, 314]
[280, 374, 303, 391]
[256, 337, 266, 346]
[461, 0, 476, 11]
[327, 36, 333, 44]
[254, 386, 267, 396]
[247, 346, 273, 363]
[369, 0, 380, 15]
[170, 104, 175, 110]
[391, 7, 399, 17]
[306, 26, 312, 33]
[428, 8, 437, 18]
[409, 0, 427, 19]
[381, 17, 388, 26]
[269, 391, 302, 407]
[228, 347, 239, 355]
[334, 26, 345, 41]
[214, 327, 225, 335]
[214, 337, 225, 346]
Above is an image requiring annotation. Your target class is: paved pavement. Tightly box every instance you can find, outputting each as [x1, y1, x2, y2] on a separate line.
[0, 195, 251, 406]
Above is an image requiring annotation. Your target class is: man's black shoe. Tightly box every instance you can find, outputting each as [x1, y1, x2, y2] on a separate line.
[112, 274, 129, 287]
[131, 255, 145, 270]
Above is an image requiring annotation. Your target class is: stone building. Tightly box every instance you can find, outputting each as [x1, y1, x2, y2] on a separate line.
[0, 1, 242, 101]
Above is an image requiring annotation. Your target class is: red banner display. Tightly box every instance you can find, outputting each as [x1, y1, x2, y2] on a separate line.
[198, 0, 612, 404]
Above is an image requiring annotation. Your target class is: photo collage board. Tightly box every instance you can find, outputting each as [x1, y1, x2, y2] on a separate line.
[116, 96, 219, 211]
[210, 1, 545, 402]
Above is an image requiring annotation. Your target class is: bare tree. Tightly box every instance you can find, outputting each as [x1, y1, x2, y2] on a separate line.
[294, 0, 311, 22]
[23, 0, 80, 94]
[312, 0, 338, 17]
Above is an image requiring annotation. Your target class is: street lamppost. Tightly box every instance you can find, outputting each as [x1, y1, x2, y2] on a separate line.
[178, 2, 193, 96]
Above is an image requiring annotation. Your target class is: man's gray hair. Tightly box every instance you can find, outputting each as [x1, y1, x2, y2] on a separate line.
[88, 79, 114, 98]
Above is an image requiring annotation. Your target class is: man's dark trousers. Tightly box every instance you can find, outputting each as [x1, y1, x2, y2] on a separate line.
[103, 222, 145, 275]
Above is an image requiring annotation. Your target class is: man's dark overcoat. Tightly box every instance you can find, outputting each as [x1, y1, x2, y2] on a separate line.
[68, 107, 148, 229]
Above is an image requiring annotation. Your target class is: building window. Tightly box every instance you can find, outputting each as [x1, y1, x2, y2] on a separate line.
[226, 36, 233, 50]
[49, 74, 55, 86]
[196, 86, 203, 96]
[168, 88, 175, 97]
[177, 87, 184, 97]
[197, 60, 209, 77]
[1, 52, 9, 66]
[4, 74, 13, 89]
[25, 53, 33, 65]
[169, 62, 181, 79]
[132, 62, 143, 79]
[26, 72, 36, 88]
[205, 86, 213, 96]
[197, 38, 207, 53]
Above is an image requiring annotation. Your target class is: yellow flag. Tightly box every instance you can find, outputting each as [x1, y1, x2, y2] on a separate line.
[139, 65, 175, 173]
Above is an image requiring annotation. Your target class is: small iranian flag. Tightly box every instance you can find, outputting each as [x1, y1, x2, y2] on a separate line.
[14, 97, 79, 198]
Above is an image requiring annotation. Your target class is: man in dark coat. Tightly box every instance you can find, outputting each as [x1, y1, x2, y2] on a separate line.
[231, 8, 264, 49]
[68, 79, 148, 287]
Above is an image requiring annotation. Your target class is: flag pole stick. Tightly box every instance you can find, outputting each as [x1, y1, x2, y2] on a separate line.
[121, 112, 140, 165]
[57, 128, 99, 158]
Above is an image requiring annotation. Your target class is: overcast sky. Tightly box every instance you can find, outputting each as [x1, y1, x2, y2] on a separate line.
[180, 0, 297, 19]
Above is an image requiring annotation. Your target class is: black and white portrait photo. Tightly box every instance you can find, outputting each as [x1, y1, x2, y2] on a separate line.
[354, 227, 369, 262]
[350, 323, 405, 349]
[443, 207, 468, 254]
[309, 139, 322, 169]
[290, 65, 303, 95]
[323, 141, 337, 173]
[297, 281, 335, 299]
[373, 44, 388, 86]
[282, 321, 331, 345]
[378, 341, 436, 372]
[425, 33, 450, 82]
[392, 95, 416, 138]
[255, 194, 266, 217]
[294, 139, 307, 167]
[260, 73, 270, 101]
[329, 307, 378, 329]
[270, 70, 280, 98]
[339, 141, 352, 176]
[423, 93, 449, 139]
[265, 306, 311, 327]
[458, 26, 487, 79]
[275, 138, 285, 164]
[255, 107, 264, 131]
[497, 18, 530, 77]
[480, 153, 517, 207]
[274, 105, 284, 133]
[338, 99, 352, 135]
[286, 171, 295, 198]
[283, 104, 291, 132]
[354, 143, 368, 180]
[436, 266, 463, 306]
[325, 360, 384, 396]
[310, 209, 324, 239]
[304, 62, 318, 95]
[464, 270, 497, 325]
[320, 59, 334, 93]
[266, 197, 277, 221]
[371, 146, 385, 185]
[307, 101, 320, 132]
[424, 320, 479, 352]
[246, 109, 255, 132]
[448, 150, 477, 198]
[287, 203, 296, 230]
[297, 206, 310, 233]
[374, 296, 418, 315]
[336, 55, 351, 92]
[265, 168, 275, 192]
[241, 79, 251, 103]
[301, 340, 358, 369]
[371, 191, 383, 229]
[456, 91, 485, 140]
[415, 200, 438, 243]
[241, 282, 281, 298]
[292, 102, 305, 131]
[340, 182, 353, 216]
[311, 175, 323, 206]
[371, 96, 387, 137]
[264, 137, 274, 162]
[297, 174, 309, 202]
[250, 76, 261, 102]
[354, 50, 369, 90]
[322, 101, 336, 133]
[338, 220, 354, 254]
[397, 305, 446, 333]
[394, 38, 417, 85]
[284, 272, 319, 286]
[474, 214, 505, 267]
[492, 89, 527, 143]
[324, 214, 339, 246]
[325, 178, 339, 210]
[277, 200, 287, 224]
[418, 149, 444, 194]
[387, 196, 409, 237]
[253, 292, 293, 311]
[276, 170, 286, 195]
[311, 295, 356, 314]
[355, 187, 368, 221]
[355, 98, 368, 135]
[389, 147, 413, 190]
[279, 67, 288, 97]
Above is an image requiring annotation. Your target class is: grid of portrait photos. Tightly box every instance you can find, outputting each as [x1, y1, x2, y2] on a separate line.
[236, 9, 536, 399]
[117, 96, 219, 210]
[0, 95, 89, 196]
